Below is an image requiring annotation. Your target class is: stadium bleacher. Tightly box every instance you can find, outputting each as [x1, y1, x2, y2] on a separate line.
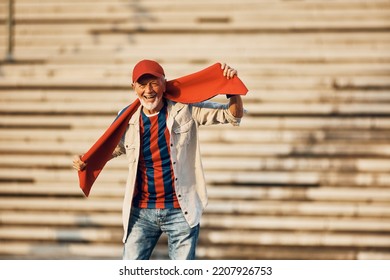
[0, 0, 390, 259]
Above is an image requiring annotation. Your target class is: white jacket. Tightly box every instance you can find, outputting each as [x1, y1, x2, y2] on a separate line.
[113, 99, 241, 242]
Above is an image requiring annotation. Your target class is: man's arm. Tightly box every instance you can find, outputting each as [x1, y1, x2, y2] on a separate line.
[73, 142, 124, 171]
[221, 63, 244, 118]
[229, 95, 244, 118]
[191, 63, 245, 126]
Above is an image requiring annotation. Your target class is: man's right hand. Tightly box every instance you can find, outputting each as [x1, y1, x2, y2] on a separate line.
[72, 155, 87, 171]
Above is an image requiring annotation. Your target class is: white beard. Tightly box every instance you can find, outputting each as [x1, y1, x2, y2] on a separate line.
[138, 95, 162, 111]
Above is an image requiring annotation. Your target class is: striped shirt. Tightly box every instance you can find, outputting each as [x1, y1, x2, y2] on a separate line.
[132, 103, 180, 209]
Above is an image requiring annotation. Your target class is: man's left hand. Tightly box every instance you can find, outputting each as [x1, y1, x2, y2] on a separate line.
[221, 63, 238, 79]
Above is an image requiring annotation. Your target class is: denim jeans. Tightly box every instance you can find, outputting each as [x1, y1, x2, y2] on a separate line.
[123, 207, 200, 260]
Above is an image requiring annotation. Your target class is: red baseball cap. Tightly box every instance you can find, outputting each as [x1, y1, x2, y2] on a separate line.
[132, 59, 165, 83]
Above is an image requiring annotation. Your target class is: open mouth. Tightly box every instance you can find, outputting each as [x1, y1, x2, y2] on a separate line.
[144, 94, 156, 101]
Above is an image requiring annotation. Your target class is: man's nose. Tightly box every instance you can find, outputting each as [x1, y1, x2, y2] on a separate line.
[145, 83, 153, 93]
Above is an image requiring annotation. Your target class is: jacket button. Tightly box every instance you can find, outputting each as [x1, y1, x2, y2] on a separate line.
[184, 211, 188, 215]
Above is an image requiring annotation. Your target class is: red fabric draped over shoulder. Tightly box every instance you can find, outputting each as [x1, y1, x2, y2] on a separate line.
[78, 63, 248, 196]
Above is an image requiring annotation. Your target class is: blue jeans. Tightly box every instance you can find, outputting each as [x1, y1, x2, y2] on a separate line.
[123, 207, 200, 260]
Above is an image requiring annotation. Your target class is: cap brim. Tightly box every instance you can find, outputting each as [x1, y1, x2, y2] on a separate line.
[133, 71, 164, 83]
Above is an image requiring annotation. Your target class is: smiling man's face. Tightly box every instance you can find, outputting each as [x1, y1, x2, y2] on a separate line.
[133, 74, 166, 114]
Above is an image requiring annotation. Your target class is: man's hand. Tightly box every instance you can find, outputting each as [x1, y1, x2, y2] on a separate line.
[221, 62, 239, 99]
[73, 155, 87, 171]
[221, 62, 238, 79]
[220, 63, 244, 118]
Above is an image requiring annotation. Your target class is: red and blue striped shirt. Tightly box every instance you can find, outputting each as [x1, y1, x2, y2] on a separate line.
[132, 103, 180, 209]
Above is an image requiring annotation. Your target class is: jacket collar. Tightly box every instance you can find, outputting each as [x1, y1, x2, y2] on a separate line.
[167, 99, 185, 119]
[128, 103, 142, 125]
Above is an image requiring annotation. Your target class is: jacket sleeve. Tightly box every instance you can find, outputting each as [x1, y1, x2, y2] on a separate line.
[190, 101, 242, 127]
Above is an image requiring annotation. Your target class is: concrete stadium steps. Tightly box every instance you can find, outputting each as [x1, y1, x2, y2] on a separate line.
[0, 5, 388, 34]
[2, 32, 389, 48]
[3, 210, 390, 232]
[1, 114, 390, 130]
[1, 64, 390, 79]
[1, 155, 390, 174]
[9, 0, 390, 7]
[2, 140, 390, 160]
[0, 75, 388, 90]
[3, 180, 390, 209]
[5, 49, 390, 65]
[48, 51, 390, 65]
[4, 0, 390, 12]
[86, 20, 390, 34]
[198, 230, 390, 249]
[2, 166, 390, 187]
[2, 100, 390, 116]
[1, 219, 390, 246]
[197, 245, 390, 260]
[0, 241, 122, 260]
[2, 59, 389, 80]
[2, 181, 390, 205]
[11, 8, 388, 21]
[2, 127, 390, 145]
[1, 0, 390, 260]
[0, 71, 389, 94]
[2, 183, 390, 203]
[2, 196, 390, 219]
[2, 1, 389, 20]
[1, 191, 390, 260]
[2, 16, 388, 33]
[2, 241, 390, 260]
[1, 2, 389, 60]
[2, 32, 389, 63]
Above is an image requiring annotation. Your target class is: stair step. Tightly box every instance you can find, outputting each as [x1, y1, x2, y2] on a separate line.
[1, 183, 390, 202]
[1, 128, 390, 144]
[0, 227, 122, 242]
[200, 229, 390, 248]
[1, 115, 389, 130]
[1, 155, 389, 172]
[1, 197, 390, 217]
[2, 211, 390, 232]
